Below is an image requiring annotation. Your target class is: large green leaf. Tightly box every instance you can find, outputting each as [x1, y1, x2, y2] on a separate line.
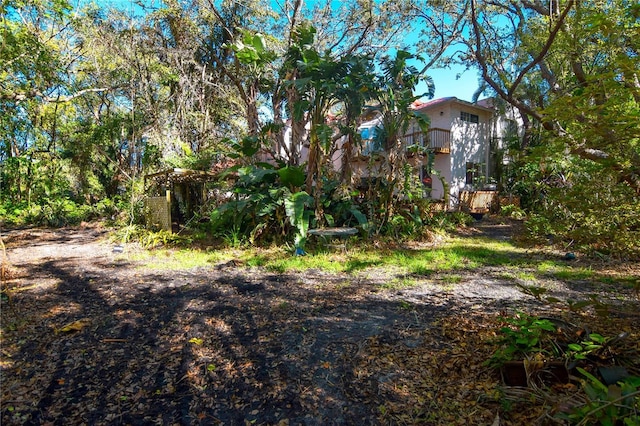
[277, 166, 306, 189]
[237, 166, 277, 186]
[284, 191, 313, 249]
[316, 123, 334, 153]
[350, 208, 368, 225]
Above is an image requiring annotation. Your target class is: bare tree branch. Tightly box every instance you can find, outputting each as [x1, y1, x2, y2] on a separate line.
[1, 87, 117, 103]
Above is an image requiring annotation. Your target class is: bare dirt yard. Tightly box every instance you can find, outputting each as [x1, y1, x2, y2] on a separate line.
[1, 219, 638, 425]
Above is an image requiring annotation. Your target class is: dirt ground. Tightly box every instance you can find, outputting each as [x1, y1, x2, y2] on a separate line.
[1, 219, 638, 425]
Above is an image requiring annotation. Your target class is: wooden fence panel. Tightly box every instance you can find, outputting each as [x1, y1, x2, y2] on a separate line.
[144, 191, 172, 232]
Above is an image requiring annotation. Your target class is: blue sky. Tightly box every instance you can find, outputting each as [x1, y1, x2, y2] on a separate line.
[419, 67, 480, 102]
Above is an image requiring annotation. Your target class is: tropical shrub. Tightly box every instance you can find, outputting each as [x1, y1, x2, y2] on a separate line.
[0, 197, 93, 227]
[208, 163, 368, 250]
[509, 150, 640, 257]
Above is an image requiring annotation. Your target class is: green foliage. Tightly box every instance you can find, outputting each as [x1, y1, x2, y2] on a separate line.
[423, 211, 473, 233]
[487, 313, 558, 367]
[370, 200, 473, 240]
[317, 177, 368, 228]
[277, 166, 306, 190]
[565, 334, 608, 362]
[284, 191, 313, 251]
[208, 162, 293, 246]
[512, 152, 640, 256]
[93, 197, 120, 218]
[163, 146, 218, 171]
[457, 0, 640, 258]
[208, 160, 369, 249]
[0, 197, 93, 227]
[228, 31, 276, 67]
[557, 368, 640, 425]
[360, 51, 434, 231]
[500, 204, 526, 220]
[488, 313, 639, 425]
[111, 225, 191, 248]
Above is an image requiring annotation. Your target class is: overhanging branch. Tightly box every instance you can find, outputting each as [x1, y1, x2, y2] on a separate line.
[1, 87, 117, 103]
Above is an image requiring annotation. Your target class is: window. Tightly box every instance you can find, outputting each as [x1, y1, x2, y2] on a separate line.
[466, 162, 484, 185]
[421, 165, 432, 189]
[503, 119, 518, 136]
[360, 126, 384, 155]
[460, 111, 479, 124]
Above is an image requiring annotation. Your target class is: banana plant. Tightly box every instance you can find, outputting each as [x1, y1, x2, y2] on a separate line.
[284, 191, 314, 255]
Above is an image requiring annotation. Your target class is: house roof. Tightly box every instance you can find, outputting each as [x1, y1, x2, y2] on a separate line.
[411, 97, 495, 113]
[475, 98, 495, 109]
[144, 168, 217, 186]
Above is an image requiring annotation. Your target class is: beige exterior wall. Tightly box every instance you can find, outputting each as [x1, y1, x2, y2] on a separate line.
[431, 154, 450, 200]
[416, 100, 494, 207]
[279, 97, 503, 208]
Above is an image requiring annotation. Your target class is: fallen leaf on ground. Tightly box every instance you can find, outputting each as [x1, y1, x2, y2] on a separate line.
[55, 318, 91, 334]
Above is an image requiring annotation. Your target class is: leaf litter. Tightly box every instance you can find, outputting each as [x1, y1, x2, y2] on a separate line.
[1, 223, 638, 425]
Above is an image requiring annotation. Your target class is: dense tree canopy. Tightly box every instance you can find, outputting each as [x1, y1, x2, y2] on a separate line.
[1, 0, 638, 254]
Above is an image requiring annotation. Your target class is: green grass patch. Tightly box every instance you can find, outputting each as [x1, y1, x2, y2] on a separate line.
[446, 237, 528, 266]
[536, 260, 563, 272]
[535, 262, 596, 282]
[136, 249, 228, 270]
[497, 271, 517, 281]
[551, 268, 595, 281]
[514, 271, 538, 282]
[597, 275, 639, 288]
[128, 233, 532, 276]
[377, 276, 421, 290]
[264, 252, 349, 273]
[257, 237, 526, 275]
[440, 274, 463, 284]
[133, 247, 273, 270]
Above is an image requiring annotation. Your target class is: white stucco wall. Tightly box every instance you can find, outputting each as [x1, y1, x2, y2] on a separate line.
[415, 101, 490, 206]
[449, 119, 490, 204]
[427, 103, 454, 129]
[431, 154, 450, 200]
[447, 102, 494, 206]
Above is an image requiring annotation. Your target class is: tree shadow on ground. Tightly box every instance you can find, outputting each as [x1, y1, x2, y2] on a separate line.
[3, 252, 466, 425]
[2, 225, 638, 425]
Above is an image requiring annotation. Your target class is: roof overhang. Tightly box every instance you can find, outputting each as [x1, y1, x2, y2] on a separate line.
[412, 97, 495, 114]
[144, 168, 216, 185]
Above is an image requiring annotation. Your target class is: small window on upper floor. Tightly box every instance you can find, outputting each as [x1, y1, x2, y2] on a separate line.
[360, 126, 384, 155]
[460, 111, 479, 124]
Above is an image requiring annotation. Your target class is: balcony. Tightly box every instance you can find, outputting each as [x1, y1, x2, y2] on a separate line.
[402, 128, 451, 154]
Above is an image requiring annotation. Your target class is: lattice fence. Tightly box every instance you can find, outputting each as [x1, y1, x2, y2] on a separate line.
[144, 192, 172, 232]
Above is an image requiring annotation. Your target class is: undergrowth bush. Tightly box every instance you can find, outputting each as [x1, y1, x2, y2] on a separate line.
[0, 198, 93, 227]
[500, 204, 526, 220]
[424, 211, 473, 233]
[488, 313, 640, 424]
[207, 164, 366, 249]
[111, 225, 192, 248]
[510, 152, 640, 258]
[0, 195, 144, 228]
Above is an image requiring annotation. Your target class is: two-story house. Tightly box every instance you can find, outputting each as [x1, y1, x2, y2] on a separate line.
[275, 96, 520, 209]
[354, 96, 515, 208]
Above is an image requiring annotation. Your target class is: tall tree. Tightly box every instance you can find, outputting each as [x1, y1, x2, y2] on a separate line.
[280, 24, 375, 221]
[1, 0, 89, 201]
[368, 50, 434, 228]
[412, 0, 640, 193]
[412, 0, 639, 253]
